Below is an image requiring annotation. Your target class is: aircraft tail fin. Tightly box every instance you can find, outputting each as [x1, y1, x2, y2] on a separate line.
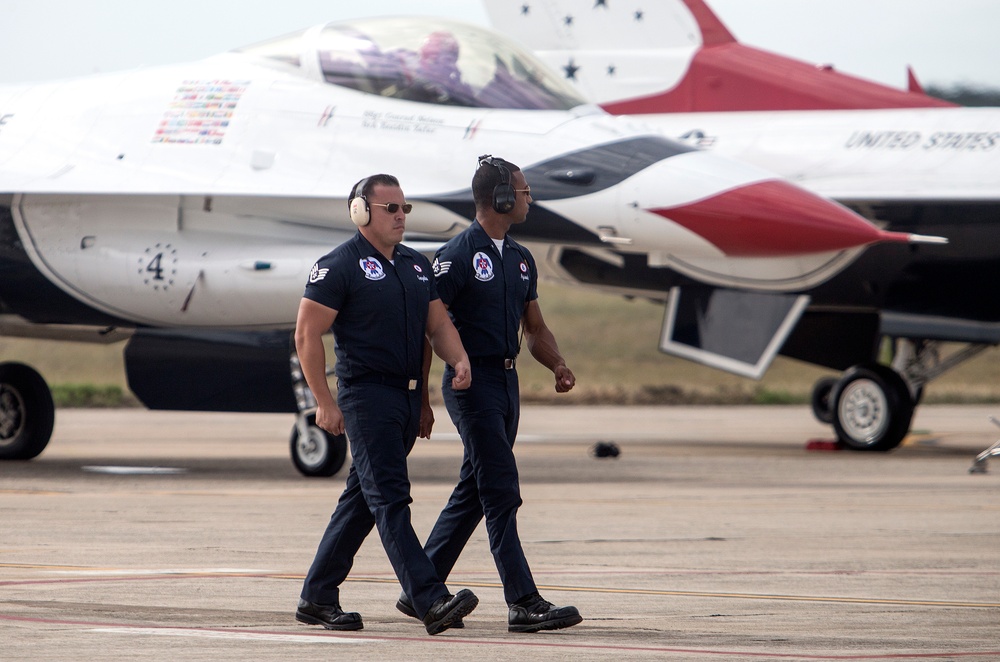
[681, 0, 735, 46]
[907, 66, 927, 94]
[485, 0, 955, 111]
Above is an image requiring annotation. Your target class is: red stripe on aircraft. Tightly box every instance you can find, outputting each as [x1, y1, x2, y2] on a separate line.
[603, 43, 955, 114]
[651, 179, 907, 257]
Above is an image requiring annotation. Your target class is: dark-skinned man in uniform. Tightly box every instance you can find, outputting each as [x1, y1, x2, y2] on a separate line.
[396, 156, 583, 633]
[294, 173, 478, 635]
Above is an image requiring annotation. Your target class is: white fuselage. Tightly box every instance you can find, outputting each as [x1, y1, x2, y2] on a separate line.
[642, 107, 1000, 202]
[0, 48, 889, 329]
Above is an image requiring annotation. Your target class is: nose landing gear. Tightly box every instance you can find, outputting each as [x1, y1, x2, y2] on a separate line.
[289, 351, 346, 477]
[290, 411, 347, 477]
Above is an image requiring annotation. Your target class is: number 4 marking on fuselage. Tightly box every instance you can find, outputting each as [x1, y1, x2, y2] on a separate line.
[146, 252, 165, 280]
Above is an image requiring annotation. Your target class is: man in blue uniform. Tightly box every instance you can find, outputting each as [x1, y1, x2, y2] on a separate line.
[294, 173, 478, 635]
[396, 156, 583, 633]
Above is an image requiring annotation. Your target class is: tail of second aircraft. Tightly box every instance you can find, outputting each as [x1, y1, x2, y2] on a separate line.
[483, 0, 954, 112]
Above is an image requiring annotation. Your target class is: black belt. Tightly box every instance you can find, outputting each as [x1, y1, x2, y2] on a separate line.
[469, 356, 517, 370]
[342, 373, 421, 390]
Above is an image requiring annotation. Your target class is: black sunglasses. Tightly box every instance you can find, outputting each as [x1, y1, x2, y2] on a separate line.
[370, 202, 413, 214]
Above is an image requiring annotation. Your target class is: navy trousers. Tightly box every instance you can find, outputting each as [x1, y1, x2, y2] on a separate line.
[423, 365, 537, 605]
[300, 382, 448, 618]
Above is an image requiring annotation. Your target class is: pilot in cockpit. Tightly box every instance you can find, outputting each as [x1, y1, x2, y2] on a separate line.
[313, 22, 579, 110]
[399, 31, 476, 106]
[319, 28, 414, 97]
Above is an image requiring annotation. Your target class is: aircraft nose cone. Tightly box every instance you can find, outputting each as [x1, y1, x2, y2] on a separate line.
[650, 179, 908, 257]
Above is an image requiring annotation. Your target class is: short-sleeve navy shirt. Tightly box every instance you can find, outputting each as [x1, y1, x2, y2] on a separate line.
[432, 220, 538, 359]
[303, 232, 438, 381]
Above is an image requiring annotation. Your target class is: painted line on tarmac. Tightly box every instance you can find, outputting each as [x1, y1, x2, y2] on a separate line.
[339, 577, 1000, 610]
[0, 567, 281, 587]
[0, 564, 266, 572]
[0, 615, 997, 660]
[534, 583, 1000, 609]
[90, 627, 374, 644]
[82, 465, 188, 475]
[79, 619, 1000, 660]
[5, 569, 997, 609]
[86, 626, 1000, 660]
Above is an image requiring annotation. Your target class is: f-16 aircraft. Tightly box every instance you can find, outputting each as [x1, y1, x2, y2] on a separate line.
[0, 16, 922, 476]
[487, 0, 999, 452]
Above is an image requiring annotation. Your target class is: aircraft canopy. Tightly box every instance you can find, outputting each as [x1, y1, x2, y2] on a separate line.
[235, 17, 587, 110]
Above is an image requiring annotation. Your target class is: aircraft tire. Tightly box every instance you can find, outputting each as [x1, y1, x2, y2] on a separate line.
[289, 412, 347, 477]
[831, 363, 914, 452]
[810, 376, 838, 424]
[0, 362, 55, 460]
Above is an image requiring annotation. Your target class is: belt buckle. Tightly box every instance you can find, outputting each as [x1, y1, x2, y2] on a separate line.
[504, 358, 515, 370]
[408, 379, 418, 390]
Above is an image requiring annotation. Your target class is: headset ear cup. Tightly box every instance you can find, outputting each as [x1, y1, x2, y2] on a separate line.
[492, 184, 516, 214]
[350, 197, 369, 226]
[491, 161, 515, 214]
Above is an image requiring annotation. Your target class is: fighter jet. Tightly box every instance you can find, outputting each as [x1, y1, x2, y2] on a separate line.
[0, 16, 927, 474]
[487, 0, 998, 453]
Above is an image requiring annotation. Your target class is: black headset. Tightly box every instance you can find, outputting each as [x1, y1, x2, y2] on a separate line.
[478, 154, 516, 215]
[348, 177, 371, 227]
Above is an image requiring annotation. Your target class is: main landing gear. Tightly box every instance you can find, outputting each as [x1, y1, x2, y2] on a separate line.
[810, 339, 992, 451]
[0, 362, 55, 461]
[0, 349, 349, 477]
[816, 363, 914, 451]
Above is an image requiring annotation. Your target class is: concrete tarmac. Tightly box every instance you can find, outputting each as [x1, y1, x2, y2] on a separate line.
[2, 405, 999, 661]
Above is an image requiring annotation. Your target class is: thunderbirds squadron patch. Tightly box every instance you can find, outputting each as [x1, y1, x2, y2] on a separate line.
[360, 257, 385, 281]
[473, 251, 494, 281]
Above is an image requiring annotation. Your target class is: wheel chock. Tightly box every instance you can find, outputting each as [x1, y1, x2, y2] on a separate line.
[805, 438, 846, 451]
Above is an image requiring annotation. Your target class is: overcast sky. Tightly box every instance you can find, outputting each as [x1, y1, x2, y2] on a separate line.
[0, 0, 996, 91]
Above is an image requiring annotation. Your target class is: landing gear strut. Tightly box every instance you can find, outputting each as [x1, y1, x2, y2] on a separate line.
[969, 416, 1000, 473]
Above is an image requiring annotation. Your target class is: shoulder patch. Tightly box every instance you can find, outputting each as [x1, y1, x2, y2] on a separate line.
[309, 263, 329, 283]
[433, 257, 452, 276]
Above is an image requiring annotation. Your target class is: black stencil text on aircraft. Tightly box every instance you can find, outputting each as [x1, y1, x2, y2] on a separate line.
[845, 129, 1000, 151]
